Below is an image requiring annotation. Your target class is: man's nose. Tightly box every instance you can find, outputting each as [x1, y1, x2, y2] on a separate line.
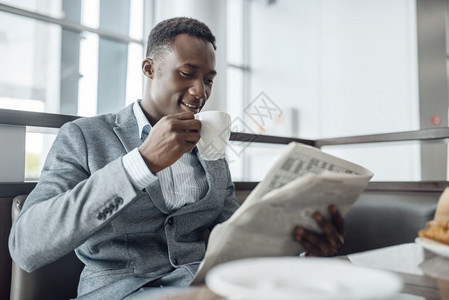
[188, 79, 207, 100]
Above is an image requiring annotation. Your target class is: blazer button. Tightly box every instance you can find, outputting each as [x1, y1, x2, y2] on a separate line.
[114, 197, 124, 206]
[167, 217, 174, 226]
[173, 258, 179, 265]
[96, 212, 105, 220]
[109, 203, 117, 211]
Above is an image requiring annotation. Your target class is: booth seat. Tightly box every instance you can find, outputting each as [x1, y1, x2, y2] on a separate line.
[0, 195, 14, 300]
[9, 195, 84, 300]
[338, 191, 439, 254]
[1, 187, 440, 300]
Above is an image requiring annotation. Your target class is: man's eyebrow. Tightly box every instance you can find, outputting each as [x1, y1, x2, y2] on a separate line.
[180, 63, 199, 70]
[180, 64, 217, 76]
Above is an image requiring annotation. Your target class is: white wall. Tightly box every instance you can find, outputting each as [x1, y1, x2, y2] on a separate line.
[250, 0, 321, 137]
[248, 0, 421, 180]
[319, 0, 419, 137]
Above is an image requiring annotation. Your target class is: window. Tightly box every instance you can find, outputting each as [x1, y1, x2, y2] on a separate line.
[0, 0, 145, 116]
[0, 0, 147, 180]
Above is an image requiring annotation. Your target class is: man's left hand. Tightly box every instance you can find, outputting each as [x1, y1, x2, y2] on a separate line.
[294, 204, 344, 257]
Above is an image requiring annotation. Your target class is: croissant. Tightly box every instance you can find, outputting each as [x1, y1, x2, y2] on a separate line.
[418, 220, 449, 245]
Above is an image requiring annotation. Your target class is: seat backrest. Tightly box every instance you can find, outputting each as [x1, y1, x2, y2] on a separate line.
[10, 195, 84, 300]
[338, 191, 438, 254]
[0, 196, 14, 300]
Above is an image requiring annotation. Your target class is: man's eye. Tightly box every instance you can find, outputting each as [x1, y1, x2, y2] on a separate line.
[204, 78, 214, 86]
[180, 71, 194, 78]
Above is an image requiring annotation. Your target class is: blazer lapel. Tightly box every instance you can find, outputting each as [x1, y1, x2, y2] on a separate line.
[145, 181, 169, 215]
[197, 153, 228, 189]
[112, 104, 170, 214]
[113, 104, 142, 153]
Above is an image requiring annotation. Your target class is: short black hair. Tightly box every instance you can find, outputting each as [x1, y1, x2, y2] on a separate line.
[146, 17, 217, 60]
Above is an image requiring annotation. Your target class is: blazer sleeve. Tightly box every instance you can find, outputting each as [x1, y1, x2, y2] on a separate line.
[9, 122, 139, 272]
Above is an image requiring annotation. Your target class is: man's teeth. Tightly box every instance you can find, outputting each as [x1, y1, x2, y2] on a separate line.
[182, 102, 199, 109]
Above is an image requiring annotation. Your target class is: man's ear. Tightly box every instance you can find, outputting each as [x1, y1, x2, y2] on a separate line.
[142, 58, 154, 79]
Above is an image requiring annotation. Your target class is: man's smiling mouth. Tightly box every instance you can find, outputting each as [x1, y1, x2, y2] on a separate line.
[181, 101, 201, 109]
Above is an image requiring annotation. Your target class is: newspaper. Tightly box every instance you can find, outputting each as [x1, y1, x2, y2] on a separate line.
[191, 142, 374, 285]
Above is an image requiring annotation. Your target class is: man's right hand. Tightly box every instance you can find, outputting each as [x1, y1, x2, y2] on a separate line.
[138, 112, 201, 173]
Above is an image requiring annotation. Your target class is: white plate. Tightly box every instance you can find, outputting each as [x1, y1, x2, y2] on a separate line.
[415, 237, 449, 258]
[206, 257, 403, 300]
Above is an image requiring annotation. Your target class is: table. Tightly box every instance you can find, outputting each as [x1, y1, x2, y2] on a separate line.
[153, 243, 449, 300]
[347, 243, 449, 299]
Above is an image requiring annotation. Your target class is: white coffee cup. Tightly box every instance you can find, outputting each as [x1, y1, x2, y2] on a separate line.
[194, 111, 231, 161]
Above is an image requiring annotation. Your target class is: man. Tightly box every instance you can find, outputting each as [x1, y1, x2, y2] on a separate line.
[9, 17, 344, 299]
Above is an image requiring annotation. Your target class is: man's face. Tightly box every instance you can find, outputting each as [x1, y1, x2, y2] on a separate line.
[141, 33, 216, 124]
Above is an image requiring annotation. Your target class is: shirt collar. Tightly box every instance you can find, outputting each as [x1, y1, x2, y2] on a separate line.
[133, 100, 151, 139]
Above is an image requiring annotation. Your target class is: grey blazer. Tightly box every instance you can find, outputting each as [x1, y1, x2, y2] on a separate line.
[9, 104, 240, 299]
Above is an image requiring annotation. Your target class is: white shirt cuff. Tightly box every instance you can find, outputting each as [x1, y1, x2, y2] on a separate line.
[122, 148, 158, 190]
